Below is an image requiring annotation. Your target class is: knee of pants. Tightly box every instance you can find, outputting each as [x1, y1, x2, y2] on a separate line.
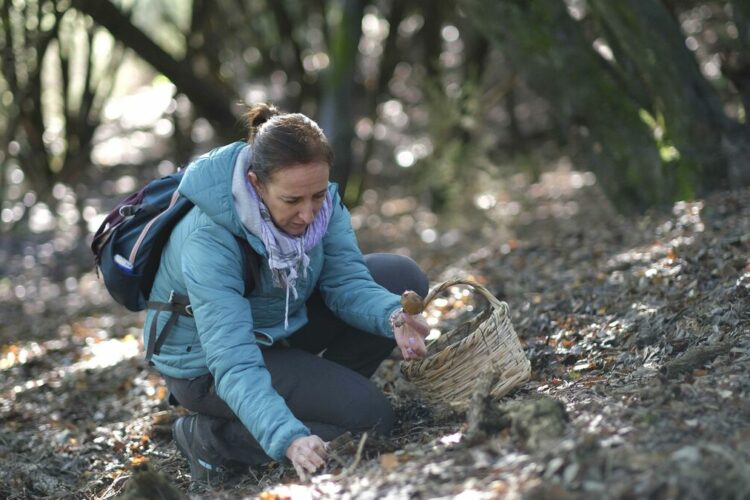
[365, 391, 395, 436]
[364, 253, 429, 297]
[343, 384, 395, 437]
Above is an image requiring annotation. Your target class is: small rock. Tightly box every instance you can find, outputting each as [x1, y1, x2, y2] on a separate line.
[563, 462, 579, 484]
[671, 446, 701, 463]
[545, 457, 565, 478]
[582, 480, 606, 492]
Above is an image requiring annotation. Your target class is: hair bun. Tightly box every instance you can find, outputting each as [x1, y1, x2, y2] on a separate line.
[245, 103, 280, 140]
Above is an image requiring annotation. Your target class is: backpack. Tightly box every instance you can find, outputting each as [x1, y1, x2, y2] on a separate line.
[91, 170, 259, 362]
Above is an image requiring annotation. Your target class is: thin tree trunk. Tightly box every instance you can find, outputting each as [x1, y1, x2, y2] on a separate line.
[351, 0, 408, 203]
[318, 0, 367, 198]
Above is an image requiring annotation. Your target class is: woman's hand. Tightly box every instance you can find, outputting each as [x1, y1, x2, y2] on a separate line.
[392, 311, 430, 360]
[286, 435, 327, 480]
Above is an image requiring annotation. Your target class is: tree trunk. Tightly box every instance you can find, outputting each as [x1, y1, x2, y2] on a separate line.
[318, 0, 367, 199]
[70, 0, 239, 138]
[589, 0, 735, 195]
[350, 0, 408, 204]
[420, 0, 445, 80]
[461, 0, 669, 212]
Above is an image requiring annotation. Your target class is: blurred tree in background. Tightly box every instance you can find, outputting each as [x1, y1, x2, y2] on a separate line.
[1, 0, 124, 221]
[463, 0, 750, 211]
[1, 0, 749, 236]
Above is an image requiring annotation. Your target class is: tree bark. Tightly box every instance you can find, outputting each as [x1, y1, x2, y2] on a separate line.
[420, 0, 444, 80]
[461, 0, 669, 212]
[318, 0, 367, 198]
[589, 0, 734, 195]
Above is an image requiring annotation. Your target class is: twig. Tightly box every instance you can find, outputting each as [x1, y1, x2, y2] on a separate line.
[326, 448, 348, 469]
[96, 473, 131, 500]
[343, 432, 368, 475]
[465, 367, 501, 442]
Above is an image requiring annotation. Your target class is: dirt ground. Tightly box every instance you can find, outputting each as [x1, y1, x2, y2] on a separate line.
[1, 175, 748, 499]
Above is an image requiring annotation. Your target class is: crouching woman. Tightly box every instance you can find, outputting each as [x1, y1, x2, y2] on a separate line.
[144, 103, 430, 485]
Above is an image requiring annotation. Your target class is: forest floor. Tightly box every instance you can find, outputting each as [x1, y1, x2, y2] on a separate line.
[0, 170, 749, 499]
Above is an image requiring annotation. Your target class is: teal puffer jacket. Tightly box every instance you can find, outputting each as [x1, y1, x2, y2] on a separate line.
[144, 142, 401, 461]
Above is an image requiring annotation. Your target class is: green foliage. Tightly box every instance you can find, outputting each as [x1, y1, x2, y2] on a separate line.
[638, 109, 697, 201]
[413, 74, 486, 214]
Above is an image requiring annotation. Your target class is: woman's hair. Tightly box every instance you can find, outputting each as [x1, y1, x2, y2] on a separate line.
[244, 103, 333, 183]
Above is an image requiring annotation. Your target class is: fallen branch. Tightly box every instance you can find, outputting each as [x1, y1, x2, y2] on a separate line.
[661, 342, 732, 379]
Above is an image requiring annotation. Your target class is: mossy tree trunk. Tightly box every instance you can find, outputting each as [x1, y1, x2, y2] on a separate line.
[461, 0, 669, 212]
[588, 0, 745, 195]
[461, 0, 750, 211]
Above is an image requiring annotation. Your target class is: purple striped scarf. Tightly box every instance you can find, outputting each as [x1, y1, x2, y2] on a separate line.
[246, 180, 333, 328]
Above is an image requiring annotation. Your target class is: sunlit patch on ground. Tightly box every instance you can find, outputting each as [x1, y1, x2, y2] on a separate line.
[3, 334, 140, 399]
[81, 335, 140, 370]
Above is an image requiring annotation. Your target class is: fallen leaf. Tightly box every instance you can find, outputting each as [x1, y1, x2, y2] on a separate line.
[259, 492, 282, 500]
[130, 455, 149, 467]
[380, 453, 399, 470]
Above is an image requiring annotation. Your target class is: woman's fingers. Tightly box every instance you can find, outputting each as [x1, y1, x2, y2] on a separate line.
[411, 335, 427, 357]
[309, 436, 327, 454]
[293, 462, 308, 481]
[404, 314, 430, 337]
[306, 451, 324, 469]
[307, 437, 326, 465]
[293, 452, 321, 479]
[409, 336, 426, 358]
[398, 331, 427, 360]
[300, 456, 318, 472]
[287, 435, 329, 480]
[394, 312, 431, 360]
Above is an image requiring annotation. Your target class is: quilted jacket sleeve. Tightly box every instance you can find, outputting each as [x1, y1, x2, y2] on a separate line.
[316, 189, 402, 337]
[181, 225, 309, 461]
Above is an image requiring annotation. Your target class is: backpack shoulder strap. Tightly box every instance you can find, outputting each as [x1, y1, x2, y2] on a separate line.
[145, 291, 191, 364]
[235, 236, 259, 297]
[144, 236, 259, 364]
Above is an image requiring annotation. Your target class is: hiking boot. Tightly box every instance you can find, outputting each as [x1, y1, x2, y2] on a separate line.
[172, 415, 244, 487]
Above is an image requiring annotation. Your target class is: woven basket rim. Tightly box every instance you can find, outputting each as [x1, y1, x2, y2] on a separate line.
[401, 278, 509, 370]
[400, 278, 531, 408]
[401, 307, 491, 370]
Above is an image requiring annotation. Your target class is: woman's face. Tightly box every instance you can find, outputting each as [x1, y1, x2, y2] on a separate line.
[249, 161, 330, 236]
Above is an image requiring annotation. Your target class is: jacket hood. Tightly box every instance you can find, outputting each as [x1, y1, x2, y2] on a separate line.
[178, 142, 267, 256]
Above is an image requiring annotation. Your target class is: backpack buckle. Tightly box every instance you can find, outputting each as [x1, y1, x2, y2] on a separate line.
[168, 290, 193, 316]
[118, 205, 137, 217]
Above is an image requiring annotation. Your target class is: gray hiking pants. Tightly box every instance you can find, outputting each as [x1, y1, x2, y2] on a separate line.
[163, 253, 429, 466]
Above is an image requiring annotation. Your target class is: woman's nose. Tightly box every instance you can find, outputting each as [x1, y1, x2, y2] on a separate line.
[299, 205, 315, 224]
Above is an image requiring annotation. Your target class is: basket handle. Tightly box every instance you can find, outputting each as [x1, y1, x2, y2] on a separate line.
[421, 278, 508, 315]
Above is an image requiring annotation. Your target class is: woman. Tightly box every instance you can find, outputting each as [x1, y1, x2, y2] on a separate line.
[144, 103, 430, 485]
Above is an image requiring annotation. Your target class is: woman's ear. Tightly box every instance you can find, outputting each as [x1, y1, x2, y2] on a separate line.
[248, 171, 263, 193]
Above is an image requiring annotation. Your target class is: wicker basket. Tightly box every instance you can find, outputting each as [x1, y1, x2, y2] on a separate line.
[400, 278, 531, 409]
